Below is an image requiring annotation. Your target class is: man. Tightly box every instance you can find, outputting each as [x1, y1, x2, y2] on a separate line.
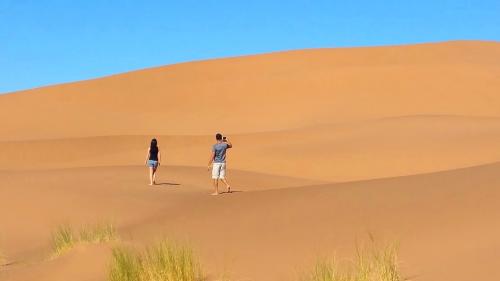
[208, 133, 232, 195]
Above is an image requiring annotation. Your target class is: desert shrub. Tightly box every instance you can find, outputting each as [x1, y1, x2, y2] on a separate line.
[51, 224, 76, 256]
[141, 240, 203, 281]
[303, 242, 401, 281]
[51, 222, 118, 257]
[109, 247, 142, 281]
[80, 222, 117, 243]
[306, 258, 350, 281]
[108, 240, 204, 281]
[353, 243, 400, 281]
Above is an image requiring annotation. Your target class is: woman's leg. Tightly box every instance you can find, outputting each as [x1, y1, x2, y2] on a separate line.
[152, 166, 158, 184]
[149, 167, 154, 185]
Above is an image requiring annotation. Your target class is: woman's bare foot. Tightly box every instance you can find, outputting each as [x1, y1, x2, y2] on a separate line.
[211, 192, 219, 196]
[227, 186, 231, 193]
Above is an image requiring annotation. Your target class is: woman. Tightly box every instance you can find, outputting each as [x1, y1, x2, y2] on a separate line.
[145, 138, 161, 185]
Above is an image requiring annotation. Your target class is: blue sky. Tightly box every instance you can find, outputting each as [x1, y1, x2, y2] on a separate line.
[1, 0, 499, 93]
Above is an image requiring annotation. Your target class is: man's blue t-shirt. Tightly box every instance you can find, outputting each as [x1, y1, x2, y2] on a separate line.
[213, 143, 229, 163]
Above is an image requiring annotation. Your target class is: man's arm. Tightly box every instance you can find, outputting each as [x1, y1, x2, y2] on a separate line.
[208, 151, 215, 170]
[225, 138, 233, 148]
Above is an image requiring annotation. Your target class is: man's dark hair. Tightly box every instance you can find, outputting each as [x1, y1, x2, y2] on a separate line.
[216, 133, 223, 141]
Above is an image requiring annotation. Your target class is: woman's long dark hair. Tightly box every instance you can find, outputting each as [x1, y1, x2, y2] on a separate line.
[150, 138, 158, 150]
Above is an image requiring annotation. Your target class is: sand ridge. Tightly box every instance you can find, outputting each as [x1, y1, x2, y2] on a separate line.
[1, 41, 499, 140]
[1, 115, 500, 181]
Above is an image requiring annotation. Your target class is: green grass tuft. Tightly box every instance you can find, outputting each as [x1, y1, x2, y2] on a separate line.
[109, 247, 142, 281]
[303, 242, 401, 281]
[51, 224, 76, 257]
[51, 222, 118, 257]
[306, 258, 349, 281]
[80, 223, 118, 243]
[108, 240, 204, 281]
[141, 240, 203, 281]
[354, 243, 401, 281]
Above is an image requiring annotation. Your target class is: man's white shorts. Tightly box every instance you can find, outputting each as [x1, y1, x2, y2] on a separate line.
[212, 163, 226, 179]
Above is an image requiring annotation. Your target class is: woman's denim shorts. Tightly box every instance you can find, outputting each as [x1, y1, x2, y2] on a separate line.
[147, 160, 158, 168]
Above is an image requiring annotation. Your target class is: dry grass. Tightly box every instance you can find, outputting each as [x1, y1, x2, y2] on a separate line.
[109, 247, 142, 281]
[51, 222, 118, 257]
[108, 240, 204, 281]
[306, 258, 349, 281]
[80, 222, 117, 243]
[303, 241, 401, 281]
[51, 224, 76, 257]
[353, 243, 401, 281]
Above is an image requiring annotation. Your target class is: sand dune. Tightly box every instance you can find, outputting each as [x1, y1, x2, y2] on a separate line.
[1, 41, 500, 280]
[1, 163, 499, 281]
[0, 41, 499, 141]
[1, 115, 500, 181]
[0, 244, 112, 281]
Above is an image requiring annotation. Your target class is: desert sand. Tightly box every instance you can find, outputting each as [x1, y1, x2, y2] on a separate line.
[0, 40, 499, 280]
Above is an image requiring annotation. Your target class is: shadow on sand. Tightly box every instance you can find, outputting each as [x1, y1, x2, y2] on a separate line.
[220, 190, 243, 194]
[155, 182, 181, 186]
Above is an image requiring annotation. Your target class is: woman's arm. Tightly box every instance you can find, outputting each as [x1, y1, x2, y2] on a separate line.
[145, 148, 150, 165]
[158, 148, 162, 166]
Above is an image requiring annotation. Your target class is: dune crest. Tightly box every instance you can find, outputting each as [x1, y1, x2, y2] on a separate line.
[1, 41, 499, 140]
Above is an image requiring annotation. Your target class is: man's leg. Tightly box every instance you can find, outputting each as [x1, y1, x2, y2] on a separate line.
[212, 179, 219, 195]
[221, 179, 231, 193]
[220, 163, 230, 192]
[211, 163, 220, 195]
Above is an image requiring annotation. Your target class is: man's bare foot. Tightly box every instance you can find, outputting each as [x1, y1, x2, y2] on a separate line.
[227, 186, 231, 193]
[211, 192, 219, 196]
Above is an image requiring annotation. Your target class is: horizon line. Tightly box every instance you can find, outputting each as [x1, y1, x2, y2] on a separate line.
[1, 39, 497, 95]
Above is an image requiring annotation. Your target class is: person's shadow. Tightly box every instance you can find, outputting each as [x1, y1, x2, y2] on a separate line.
[221, 189, 243, 194]
[156, 182, 181, 186]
